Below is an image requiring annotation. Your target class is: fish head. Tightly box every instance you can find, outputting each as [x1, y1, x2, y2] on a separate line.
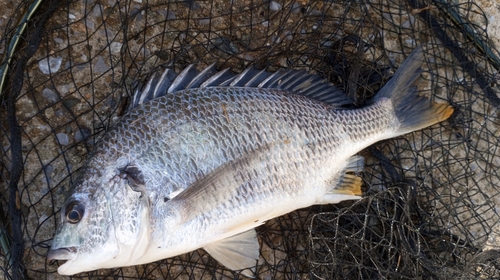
[48, 164, 151, 275]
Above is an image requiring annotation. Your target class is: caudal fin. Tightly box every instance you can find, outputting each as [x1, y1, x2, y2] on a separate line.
[375, 46, 454, 135]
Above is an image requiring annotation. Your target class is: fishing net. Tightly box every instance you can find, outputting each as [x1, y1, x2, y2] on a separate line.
[1, 0, 500, 279]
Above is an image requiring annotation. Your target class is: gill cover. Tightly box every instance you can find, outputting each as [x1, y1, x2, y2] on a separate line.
[48, 168, 151, 275]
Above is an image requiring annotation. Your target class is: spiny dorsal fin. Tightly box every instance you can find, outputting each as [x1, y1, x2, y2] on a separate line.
[168, 64, 199, 93]
[200, 67, 237, 87]
[183, 63, 218, 90]
[128, 64, 352, 112]
[229, 67, 269, 87]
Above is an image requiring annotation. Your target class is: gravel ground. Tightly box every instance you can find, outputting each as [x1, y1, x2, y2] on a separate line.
[1, 0, 500, 279]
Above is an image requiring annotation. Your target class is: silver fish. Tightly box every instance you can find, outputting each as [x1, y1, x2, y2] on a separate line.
[47, 47, 453, 277]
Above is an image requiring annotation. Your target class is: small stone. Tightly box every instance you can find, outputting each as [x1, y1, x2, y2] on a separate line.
[85, 18, 95, 30]
[93, 56, 110, 74]
[308, 9, 322, 16]
[198, 18, 210, 25]
[75, 128, 91, 142]
[167, 10, 176, 20]
[139, 47, 150, 57]
[110, 42, 123, 55]
[154, 50, 169, 61]
[405, 38, 415, 46]
[243, 54, 255, 61]
[62, 97, 80, 108]
[39, 56, 62, 74]
[92, 4, 103, 17]
[183, 0, 200, 10]
[42, 88, 58, 103]
[401, 20, 411, 29]
[44, 165, 55, 175]
[56, 84, 73, 94]
[270, 1, 282, 11]
[17, 97, 36, 121]
[157, 10, 175, 20]
[54, 38, 64, 45]
[37, 214, 49, 227]
[65, 60, 72, 70]
[98, 28, 115, 39]
[45, 108, 55, 119]
[212, 37, 239, 55]
[130, 6, 141, 19]
[290, 2, 301, 13]
[56, 133, 69, 146]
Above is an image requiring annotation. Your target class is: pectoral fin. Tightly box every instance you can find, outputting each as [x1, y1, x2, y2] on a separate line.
[316, 155, 364, 204]
[204, 229, 259, 278]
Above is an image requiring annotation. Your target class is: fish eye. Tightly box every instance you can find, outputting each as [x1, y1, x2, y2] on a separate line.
[65, 201, 84, 224]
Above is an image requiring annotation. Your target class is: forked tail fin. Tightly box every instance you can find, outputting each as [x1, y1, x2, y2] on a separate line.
[375, 46, 454, 135]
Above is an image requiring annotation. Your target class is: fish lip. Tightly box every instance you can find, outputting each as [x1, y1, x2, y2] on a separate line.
[47, 247, 77, 261]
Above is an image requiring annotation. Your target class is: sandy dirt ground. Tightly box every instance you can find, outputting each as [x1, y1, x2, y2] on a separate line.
[1, 0, 500, 279]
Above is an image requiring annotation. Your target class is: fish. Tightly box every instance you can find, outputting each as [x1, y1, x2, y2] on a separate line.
[47, 46, 453, 277]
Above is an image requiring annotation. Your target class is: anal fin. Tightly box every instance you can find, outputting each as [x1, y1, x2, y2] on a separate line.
[204, 229, 259, 278]
[344, 155, 364, 173]
[335, 173, 363, 196]
[316, 155, 364, 204]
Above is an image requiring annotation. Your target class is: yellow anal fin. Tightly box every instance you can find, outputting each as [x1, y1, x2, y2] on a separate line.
[315, 173, 363, 205]
[335, 155, 364, 196]
[315, 156, 364, 205]
[335, 173, 363, 196]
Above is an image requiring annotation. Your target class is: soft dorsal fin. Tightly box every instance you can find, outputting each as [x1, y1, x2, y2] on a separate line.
[203, 229, 259, 278]
[128, 64, 352, 112]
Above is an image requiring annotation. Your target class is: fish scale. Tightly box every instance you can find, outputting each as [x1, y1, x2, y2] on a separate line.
[127, 87, 386, 241]
[48, 47, 454, 277]
[130, 89, 339, 190]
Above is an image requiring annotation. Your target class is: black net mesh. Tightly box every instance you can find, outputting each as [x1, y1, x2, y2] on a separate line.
[1, 0, 500, 279]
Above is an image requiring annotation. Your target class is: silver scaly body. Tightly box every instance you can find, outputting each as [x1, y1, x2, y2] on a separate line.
[48, 47, 453, 276]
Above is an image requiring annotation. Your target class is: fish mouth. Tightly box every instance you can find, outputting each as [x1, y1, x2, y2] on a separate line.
[48, 247, 79, 275]
[47, 247, 77, 262]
